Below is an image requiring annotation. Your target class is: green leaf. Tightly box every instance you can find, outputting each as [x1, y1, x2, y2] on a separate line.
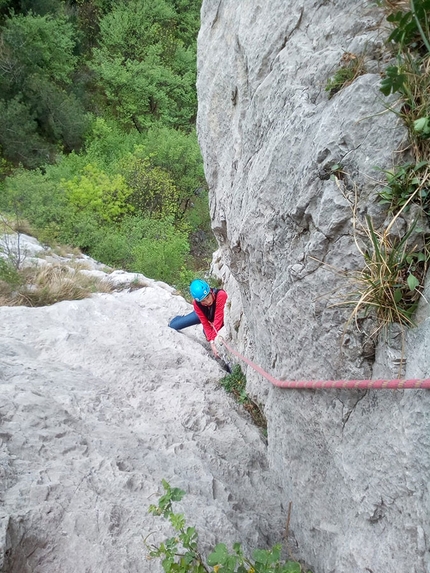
[252, 548, 271, 565]
[170, 487, 186, 502]
[413, 117, 428, 132]
[407, 274, 420, 291]
[282, 562, 302, 573]
[233, 542, 243, 555]
[170, 513, 186, 531]
[207, 543, 229, 566]
[394, 288, 403, 303]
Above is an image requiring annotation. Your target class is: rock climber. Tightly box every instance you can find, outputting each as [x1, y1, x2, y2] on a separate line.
[169, 279, 228, 359]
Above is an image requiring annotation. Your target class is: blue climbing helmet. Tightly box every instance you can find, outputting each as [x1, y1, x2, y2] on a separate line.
[190, 279, 211, 302]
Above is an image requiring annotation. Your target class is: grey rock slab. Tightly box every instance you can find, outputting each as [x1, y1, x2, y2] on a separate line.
[0, 286, 285, 572]
[198, 1, 429, 572]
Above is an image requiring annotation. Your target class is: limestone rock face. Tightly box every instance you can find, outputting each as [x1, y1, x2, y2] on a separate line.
[0, 274, 285, 571]
[197, 1, 430, 572]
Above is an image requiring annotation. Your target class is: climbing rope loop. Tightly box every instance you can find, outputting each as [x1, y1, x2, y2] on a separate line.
[219, 338, 430, 390]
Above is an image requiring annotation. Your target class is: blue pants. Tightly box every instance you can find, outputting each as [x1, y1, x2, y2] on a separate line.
[169, 311, 201, 331]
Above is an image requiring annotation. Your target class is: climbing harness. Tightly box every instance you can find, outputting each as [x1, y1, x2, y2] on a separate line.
[219, 338, 430, 390]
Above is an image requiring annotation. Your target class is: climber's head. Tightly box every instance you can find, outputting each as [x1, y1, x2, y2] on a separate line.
[190, 279, 211, 302]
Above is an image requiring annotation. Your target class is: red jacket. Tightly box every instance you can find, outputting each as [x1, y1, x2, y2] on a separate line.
[193, 289, 227, 342]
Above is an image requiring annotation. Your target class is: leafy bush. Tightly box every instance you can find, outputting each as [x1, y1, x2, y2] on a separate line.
[0, 12, 88, 166]
[0, 168, 69, 234]
[62, 163, 133, 223]
[148, 480, 304, 573]
[83, 118, 142, 173]
[90, 0, 197, 131]
[0, 257, 22, 288]
[129, 216, 190, 285]
[139, 126, 207, 214]
[121, 155, 182, 220]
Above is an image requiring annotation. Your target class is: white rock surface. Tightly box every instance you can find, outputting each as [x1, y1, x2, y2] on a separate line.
[197, 1, 430, 572]
[0, 283, 288, 572]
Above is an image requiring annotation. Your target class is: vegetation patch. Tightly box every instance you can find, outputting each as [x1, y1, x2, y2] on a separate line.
[147, 479, 307, 573]
[344, 214, 427, 332]
[219, 365, 267, 433]
[337, 1, 430, 335]
[0, 261, 112, 307]
[325, 52, 366, 99]
[0, 0, 213, 295]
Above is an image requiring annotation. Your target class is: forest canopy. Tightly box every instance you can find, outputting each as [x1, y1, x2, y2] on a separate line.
[0, 0, 213, 289]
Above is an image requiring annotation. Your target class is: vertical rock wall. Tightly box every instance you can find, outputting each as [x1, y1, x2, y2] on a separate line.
[197, 1, 430, 572]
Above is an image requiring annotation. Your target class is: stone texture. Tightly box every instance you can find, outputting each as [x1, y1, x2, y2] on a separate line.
[197, 1, 430, 572]
[0, 241, 286, 572]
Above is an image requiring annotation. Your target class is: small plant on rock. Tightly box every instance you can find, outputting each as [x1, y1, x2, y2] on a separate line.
[219, 365, 267, 433]
[147, 479, 305, 573]
[380, 1, 430, 159]
[344, 215, 428, 331]
[325, 52, 366, 99]
[377, 160, 430, 215]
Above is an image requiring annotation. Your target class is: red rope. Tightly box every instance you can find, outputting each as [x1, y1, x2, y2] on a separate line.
[220, 338, 430, 390]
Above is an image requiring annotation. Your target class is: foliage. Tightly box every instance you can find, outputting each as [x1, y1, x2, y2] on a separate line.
[377, 160, 430, 213]
[137, 126, 207, 217]
[219, 364, 249, 404]
[344, 215, 428, 330]
[380, 2, 430, 159]
[0, 257, 22, 288]
[0, 97, 53, 168]
[0, 0, 213, 288]
[62, 164, 133, 223]
[325, 52, 366, 99]
[0, 12, 88, 166]
[89, 0, 197, 131]
[82, 118, 142, 173]
[148, 480, 304, 573]
[219, 365, 267, 432]
[0, 161, 200, 287]
[379, 63, 408, 96]
[129, 216, 190, 285]
[0, 168, 69, 235]
[386, 0, 430, 54]
[0, 12, 78, 87]
[121, 155, 182, 220]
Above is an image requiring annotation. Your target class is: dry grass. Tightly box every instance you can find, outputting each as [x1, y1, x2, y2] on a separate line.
[344, 217, 427, 334]
[396, 54, 430, 160]
[0, 263, 113, 307]
[322, 177, 430, 340]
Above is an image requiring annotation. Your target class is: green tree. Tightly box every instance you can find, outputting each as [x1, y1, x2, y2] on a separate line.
[90, 0, 197, 131]
[122, 155, 182, 220]
[129, 216, 190, 284]
[62, 163, 133, 223]
[0, 97, 52, 168]
[0, 12, 88, 166]
[139, 126, 206, 216]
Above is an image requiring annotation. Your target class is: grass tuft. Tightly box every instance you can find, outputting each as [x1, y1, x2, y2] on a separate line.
[325, 52, 367, 99]
[0, 262, 113, 307]
[342, 212, 428, 335]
